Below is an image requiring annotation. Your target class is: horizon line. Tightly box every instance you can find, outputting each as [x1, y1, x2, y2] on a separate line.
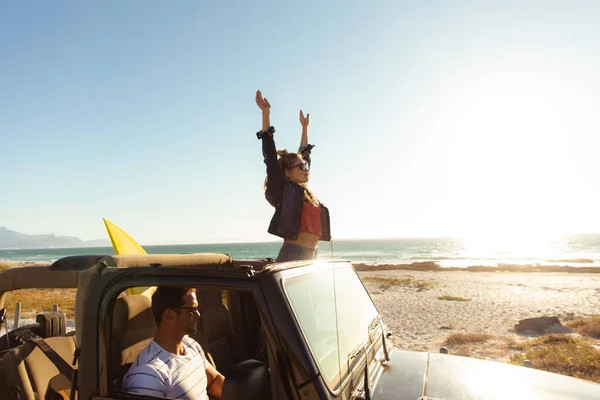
[2, 232, 600, 252]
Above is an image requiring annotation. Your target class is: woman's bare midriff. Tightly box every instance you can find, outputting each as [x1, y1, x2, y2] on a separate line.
[285, 232, 320, 249]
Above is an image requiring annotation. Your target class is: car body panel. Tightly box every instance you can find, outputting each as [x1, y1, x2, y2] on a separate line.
[371, 349, 600, 400]
[371, 349, 428, 400]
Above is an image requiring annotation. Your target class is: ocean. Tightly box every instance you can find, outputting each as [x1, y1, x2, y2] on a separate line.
[1, 234, 599, 267]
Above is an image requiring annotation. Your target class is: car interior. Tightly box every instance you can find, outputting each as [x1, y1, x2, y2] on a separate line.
[0, 302, 77, 399]
[0, 258, 273, 400]
[110, 286, 269, 394]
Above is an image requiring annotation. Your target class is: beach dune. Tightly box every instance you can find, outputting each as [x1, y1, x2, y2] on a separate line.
[360, 269, 600, 359]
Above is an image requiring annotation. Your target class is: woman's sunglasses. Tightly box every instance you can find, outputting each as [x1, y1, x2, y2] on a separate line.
[290, 162, 309, 171]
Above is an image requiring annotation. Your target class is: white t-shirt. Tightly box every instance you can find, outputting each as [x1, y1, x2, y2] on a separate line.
[122, 336, 209, 400]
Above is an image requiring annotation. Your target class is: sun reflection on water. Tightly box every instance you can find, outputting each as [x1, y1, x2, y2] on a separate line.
[459, 231, 563, 264]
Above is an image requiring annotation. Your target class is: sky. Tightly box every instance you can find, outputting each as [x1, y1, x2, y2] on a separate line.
[1, 1, 600, 245]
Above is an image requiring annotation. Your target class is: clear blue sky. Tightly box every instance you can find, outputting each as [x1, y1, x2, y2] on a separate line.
[2, 1, 599, 245]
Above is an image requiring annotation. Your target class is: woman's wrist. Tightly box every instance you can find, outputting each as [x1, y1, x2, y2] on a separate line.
[256, 126, 275, 139]
[261, 111, 271, 132]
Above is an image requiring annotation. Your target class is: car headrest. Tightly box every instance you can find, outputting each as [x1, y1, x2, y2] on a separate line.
[113, 295, 156, 335]
[198, 289, 224, 309]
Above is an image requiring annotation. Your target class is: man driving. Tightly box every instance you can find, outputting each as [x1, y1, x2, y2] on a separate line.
[122, 287, 224, 399]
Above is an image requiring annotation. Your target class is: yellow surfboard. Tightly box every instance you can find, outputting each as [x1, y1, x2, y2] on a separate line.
[103, 218, 153, 296]
[103, 218, 147, 255]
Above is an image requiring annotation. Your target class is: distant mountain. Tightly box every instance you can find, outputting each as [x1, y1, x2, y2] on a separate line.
[0, 227, 111, 250]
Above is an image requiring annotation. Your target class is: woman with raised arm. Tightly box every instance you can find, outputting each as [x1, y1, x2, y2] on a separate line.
[255, 90, 331, 262]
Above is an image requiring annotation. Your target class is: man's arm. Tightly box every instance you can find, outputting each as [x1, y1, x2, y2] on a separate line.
[206, 362, 225, 398]
[122, 364, 167, 397]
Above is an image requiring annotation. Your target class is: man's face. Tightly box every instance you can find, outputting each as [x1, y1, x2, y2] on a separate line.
[176, 291, 200, 335]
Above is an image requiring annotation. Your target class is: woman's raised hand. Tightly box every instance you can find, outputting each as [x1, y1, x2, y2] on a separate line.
[299, 110, 310, 127]
[256, 90, 271, 112]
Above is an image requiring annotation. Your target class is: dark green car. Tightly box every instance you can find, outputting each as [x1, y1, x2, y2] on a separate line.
[1, 253, 599, 399]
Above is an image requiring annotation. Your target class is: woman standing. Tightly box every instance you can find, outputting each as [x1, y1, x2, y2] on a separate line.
[255, 90, 331, 262]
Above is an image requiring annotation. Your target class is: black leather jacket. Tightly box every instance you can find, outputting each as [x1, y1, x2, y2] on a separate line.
[258, 127, 331, 242]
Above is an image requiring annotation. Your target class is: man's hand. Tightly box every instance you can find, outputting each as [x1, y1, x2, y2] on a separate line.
[256, 90, 271, 112]
[299, 110, 309, 127]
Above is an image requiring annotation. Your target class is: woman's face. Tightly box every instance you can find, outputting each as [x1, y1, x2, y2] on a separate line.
[285, 157, 310, 183]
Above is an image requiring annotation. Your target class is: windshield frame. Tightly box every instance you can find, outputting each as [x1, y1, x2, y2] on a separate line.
[280, 260, 384, 394]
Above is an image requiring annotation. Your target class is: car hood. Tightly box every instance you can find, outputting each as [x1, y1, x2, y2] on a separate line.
[371, 349, 600, 400]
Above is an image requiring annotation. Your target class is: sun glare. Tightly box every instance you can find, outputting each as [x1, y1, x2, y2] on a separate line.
[463, 363, 537, 400]
[421, 57, 596, 241]
[460, 230, 559, 261]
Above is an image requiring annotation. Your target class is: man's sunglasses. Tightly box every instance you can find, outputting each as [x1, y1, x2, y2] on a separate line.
[177, 306, 200, 315]
[290, 162, 309, 171]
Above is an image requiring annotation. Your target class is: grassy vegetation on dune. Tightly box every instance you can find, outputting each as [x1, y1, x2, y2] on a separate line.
[442, 332, 600, 383]
[437, 296, 471, 301]
[509, 334, 600, 383]
[0, 264, 77, 320]
[567, 316, 600, 339]
[3, 289, 77, 319]
[443, 333, 493, 346]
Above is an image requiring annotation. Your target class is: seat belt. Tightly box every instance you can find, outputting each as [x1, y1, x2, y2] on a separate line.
[14, 330, 78, 400]
[14, 330, 74, 377]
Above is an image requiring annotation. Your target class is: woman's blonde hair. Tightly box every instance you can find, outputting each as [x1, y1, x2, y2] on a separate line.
[264, 149, 320, 207]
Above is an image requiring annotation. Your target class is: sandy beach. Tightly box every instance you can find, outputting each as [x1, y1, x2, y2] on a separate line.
[359, 269, 600, 360]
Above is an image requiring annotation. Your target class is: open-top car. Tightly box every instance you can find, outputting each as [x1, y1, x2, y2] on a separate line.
[1, 253, 599, 400]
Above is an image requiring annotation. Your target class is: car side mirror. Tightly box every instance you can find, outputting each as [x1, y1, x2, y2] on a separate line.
[221, 359, 271, 400]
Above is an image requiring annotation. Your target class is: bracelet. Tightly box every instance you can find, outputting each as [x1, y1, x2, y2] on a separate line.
[256, 126, 275, 139]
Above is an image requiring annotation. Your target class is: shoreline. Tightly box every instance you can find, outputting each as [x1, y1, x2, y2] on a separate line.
[353, 261, 600, 273]
[3, 259, 600, 273]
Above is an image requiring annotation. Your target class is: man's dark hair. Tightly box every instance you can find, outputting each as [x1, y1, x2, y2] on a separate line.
[151, 286, 195, 324]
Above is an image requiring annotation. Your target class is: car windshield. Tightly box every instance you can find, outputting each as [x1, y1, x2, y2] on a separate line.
[283, 262, 380, 390]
